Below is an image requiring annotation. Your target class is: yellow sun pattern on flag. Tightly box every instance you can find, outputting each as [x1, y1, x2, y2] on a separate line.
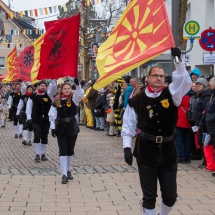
[94, 0, 174, 90]
[99, 1, 168, 72]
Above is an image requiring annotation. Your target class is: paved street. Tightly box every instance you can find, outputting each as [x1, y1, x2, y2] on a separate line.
[0, 122, 215, 215]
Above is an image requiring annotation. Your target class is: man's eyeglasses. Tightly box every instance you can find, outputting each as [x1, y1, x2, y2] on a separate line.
[149, 74, 165, 79]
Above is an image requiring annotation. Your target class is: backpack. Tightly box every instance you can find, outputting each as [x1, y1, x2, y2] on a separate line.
[186, 96, 195, 121]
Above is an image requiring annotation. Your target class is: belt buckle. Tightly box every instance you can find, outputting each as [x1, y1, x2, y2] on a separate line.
[156, 136, 163, 143]
[66, 117, 70, 122]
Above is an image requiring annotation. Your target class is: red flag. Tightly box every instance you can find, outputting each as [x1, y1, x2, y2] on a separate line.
[19, 46, 34, 81]
[37, 14, 80, 80]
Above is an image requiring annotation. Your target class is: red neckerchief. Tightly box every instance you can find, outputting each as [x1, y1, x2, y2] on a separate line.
[26, 92, 33, 96]
[147, 85, 164, 93]
[14, 91, 20, 94]
[37, 89, 44, 95]
[62, 95, 69, 99]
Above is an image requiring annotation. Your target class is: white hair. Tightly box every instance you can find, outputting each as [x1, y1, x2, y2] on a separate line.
[209, 77, 215, 87]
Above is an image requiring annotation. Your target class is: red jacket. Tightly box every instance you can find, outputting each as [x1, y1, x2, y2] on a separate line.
[176, 95, 191, 128]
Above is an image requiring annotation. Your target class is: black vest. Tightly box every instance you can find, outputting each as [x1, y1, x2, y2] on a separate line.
[10, 92, 21, 107]
[20, 95, 31, 112]
[54, 99, 79, 136]
[30, 93, 52, 124]
[128, 88, 178, 165]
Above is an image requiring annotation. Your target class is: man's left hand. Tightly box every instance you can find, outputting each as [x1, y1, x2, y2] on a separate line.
[171, 47, 181, 59]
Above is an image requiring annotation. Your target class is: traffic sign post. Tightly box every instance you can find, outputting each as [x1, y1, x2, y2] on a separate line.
[199, 28, 215, 52]
[183, 20, 201, 40]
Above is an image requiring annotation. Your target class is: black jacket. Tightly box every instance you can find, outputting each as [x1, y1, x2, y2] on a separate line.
[193, 89, 212, 126]
[94, 94, 105, 117]
[206, 91, 215, 135]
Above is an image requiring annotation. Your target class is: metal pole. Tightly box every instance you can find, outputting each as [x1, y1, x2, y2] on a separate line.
[171, 0, 180, 72]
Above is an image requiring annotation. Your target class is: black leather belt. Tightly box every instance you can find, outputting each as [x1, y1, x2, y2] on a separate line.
[140, 131, 174, 143]
[60, 117, 74, 122]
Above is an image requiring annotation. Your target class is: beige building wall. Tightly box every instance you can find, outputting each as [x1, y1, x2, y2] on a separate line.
[0, 15, 31, 75]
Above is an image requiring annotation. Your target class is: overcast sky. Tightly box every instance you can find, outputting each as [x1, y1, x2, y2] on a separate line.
[2, 0, 69, 29]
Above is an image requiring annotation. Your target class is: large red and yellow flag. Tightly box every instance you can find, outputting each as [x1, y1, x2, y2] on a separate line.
[2, 47, 20, 84]
[30, 34, 45, 84]
[93, 0, 174, 90]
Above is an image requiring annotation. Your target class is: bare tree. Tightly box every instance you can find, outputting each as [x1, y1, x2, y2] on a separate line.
[178, 0, 188, 50]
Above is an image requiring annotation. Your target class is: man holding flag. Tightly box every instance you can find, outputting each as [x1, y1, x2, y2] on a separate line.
[92, 0, 193, 214]
[122, 49, 192, 215]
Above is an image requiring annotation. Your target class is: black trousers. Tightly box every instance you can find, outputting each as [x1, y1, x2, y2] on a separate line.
[21, 114, 33, 131]
[11, 107, 23, 126]
[57, 134, 77, 156]
[137, 160, 177, 209]
[33, 122, 50, 144]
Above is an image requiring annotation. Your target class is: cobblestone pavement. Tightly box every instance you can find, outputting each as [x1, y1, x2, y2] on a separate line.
[0, 122, 215, 214]
[0, 122, 197, 175]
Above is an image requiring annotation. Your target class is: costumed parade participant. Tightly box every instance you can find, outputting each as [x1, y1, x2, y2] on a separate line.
[0, 92, 9, 128]
[7, 83, 23, 138]
[122, 48, 192, 215]
[49, 78, 84, 184]
[16, 85, 34, 146]
[26, 80, 56, 162]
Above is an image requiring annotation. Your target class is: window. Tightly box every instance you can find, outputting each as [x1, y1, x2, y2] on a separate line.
[5, 35, 12, 41]
[0, 57, 5, 68]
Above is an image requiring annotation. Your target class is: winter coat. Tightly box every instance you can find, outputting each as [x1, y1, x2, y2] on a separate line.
[176, 95, 191, 128]
[94, 94, 105, 117]
[193, 89, 212, 126]
[205, 92, 215, 135]
[86, 87, 98, 110]
[123, 84, 133, 108]
[189, 68, 201, 81]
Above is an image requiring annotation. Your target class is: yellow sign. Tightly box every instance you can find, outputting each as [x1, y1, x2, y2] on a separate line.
[183, 20, 201, 40]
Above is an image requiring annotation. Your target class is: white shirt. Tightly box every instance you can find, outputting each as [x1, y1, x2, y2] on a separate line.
[48, 85, 84, 129]
[121, 59, 192, 149]
[25, 80, 57, 120]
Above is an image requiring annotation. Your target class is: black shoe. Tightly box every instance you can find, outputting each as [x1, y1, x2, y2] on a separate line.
[99, 129, 104, 131]
[191, 154, 202, 160]
[67, 171, 74, 180]
[35, 154, 40, 162]
[28, 141, 32, 146]
[19, 134, 23, 138]
[62, 175, 68, 184]
[185, 160, 191, 163]
[212, 173, 215, 177]
[15, 134, 18, 138]
[1, 125, 5, 128]
[41, 154, 48, 161]
[178, 159, 185, 164]
[22, 140, 27, 146]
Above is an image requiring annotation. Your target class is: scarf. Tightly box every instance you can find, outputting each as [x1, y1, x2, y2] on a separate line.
[26, 92, 33, 96]
[147, 85, 164, 94]
[37, 89, 44, 95]
[61, 94, 69, 99]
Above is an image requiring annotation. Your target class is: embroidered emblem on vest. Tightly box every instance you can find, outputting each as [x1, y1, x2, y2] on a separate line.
[43, 98, 48, 102]
[161, 99, 169, 108]
[67, 102, 71, 107]
[149, 110, 153, 118]
[146, 105, 151, 110]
